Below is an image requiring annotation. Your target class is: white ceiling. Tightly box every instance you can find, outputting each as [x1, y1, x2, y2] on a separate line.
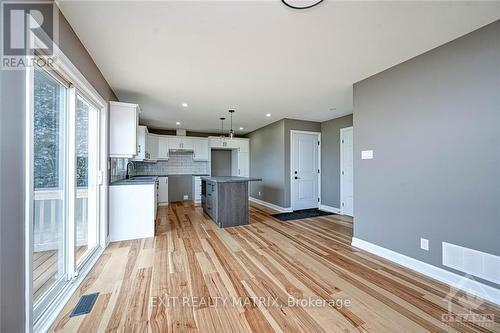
[58, 1, 499, 134]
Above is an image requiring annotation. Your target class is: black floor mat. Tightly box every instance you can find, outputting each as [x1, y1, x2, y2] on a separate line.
[70, 293, 99, 317]
[271, 208, 334, 221]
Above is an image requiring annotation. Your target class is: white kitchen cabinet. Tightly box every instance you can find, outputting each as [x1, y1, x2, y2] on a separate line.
[208, 136, 249, 152]
[158, 176, 168, 205]
[192, 138, 209, 161]
[237, 139, 249, 153]
[147, 134, 158, 161]
[168, 136, 194, 150]
[109, 183, 156, 241]
[208, 136, 230, 148]
[192, 176, 202, 204]
[157, 136, 169, 160]
[231, 151, 250, 177]
[109, 101, 140, 158]
[133, 125, 148, 161]
[181, 137, 194, 150]
[168, 137, 182, 150]
[238, 152, 249, 177]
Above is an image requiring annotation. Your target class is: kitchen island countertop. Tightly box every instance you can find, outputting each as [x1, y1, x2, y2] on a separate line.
[200, 176, 262, 183]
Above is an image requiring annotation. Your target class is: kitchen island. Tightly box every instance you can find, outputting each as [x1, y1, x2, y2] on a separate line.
[201, 176, 261, 228]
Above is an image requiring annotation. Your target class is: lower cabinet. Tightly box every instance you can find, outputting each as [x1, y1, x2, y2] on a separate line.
[158, 176, 168, 205]
[193, 176, 202, 204]
[109, 184, 156, 241]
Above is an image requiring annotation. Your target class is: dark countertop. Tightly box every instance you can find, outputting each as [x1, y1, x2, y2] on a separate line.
[110, 176, 158, 186]
[201, 176, 262, 183]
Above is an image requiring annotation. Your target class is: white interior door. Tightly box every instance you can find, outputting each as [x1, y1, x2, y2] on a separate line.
[341, 127, 354, 216]
[292, 132, 319, 210]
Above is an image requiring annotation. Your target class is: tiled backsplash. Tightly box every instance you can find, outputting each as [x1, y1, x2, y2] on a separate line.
[110, 158, 129, 183]
[133, 151, 208, 175]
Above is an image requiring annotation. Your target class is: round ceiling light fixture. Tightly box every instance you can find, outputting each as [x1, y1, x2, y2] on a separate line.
[281, 0, 324, 10]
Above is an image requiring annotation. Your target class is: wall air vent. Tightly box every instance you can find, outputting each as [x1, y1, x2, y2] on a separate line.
[443, 242, 500, 285]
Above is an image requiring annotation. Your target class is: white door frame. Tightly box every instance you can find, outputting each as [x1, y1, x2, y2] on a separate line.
[340, 126, 353, 216]
[290, 130, 321, 211]
[25, 36, 109, 332]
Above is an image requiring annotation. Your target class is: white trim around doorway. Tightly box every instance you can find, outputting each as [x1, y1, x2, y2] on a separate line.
[340, 126, 353, 216]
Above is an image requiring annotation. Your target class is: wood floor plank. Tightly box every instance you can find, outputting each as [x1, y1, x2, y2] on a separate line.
[49, 201, 500, 333]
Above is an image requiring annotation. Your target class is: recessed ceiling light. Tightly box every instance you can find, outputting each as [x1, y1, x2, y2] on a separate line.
[182, 103, 188, 107]
[239, 127, 244, 130]
[266, 113, 271, 117]
[176, 121, 181, 125]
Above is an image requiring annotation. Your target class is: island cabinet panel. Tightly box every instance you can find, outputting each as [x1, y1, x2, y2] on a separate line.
[201, 179, 248, 228]
[217, 181, 248, 227]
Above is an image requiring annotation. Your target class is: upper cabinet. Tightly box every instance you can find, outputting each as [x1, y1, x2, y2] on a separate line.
[166, 136, 208, 161]
[109, 102, 140, 158]
[208, 136, 249, 152]
[147, 134, 159, 161]
[168, 136, 193, 150]
[236, 139, 249, 153]
[157, 136, 169, 160]
[132, 125, 148, 161]
[192, 138, 209, 161]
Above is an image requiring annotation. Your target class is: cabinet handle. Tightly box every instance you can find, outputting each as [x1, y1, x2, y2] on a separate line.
[138, 145, 141, 153]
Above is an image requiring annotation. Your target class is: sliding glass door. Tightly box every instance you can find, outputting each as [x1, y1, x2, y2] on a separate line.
[75, 94, 100, 266]
[30, 65, 103, 321]
[32, 68, 68, 304]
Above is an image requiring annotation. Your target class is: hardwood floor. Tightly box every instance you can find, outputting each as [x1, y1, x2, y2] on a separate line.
[50, 202, 500, 332]
[34, 246, 87, 301]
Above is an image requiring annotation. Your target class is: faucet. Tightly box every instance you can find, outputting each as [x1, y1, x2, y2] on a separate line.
[126, 161, 135, 179]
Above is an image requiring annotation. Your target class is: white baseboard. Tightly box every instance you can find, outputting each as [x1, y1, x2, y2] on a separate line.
[319, 204, 341, 214]
[249, 197, 292, 213]
[351, 237, 500, 305]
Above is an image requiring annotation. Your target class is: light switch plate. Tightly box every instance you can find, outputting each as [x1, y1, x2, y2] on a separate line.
[420, 238, 429, 251]
[361, 150, 374, 160]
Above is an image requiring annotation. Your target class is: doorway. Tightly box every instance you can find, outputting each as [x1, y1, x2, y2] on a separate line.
[340, 127, 354, 216]
[291, 131, 321, 210]
[27, 62, 107, 326]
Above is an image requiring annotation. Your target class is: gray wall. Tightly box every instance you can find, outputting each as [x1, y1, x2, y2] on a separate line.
[283, 119, 321, 208]
[353, 21, 500, 287]
[211, 150, 232, 176]
[320, 115, 353, 208]
[248, 120, 286, 207]
[0, 4, 116, 331]
[247, 118, 321, 208]
[1, 67, 27, 333]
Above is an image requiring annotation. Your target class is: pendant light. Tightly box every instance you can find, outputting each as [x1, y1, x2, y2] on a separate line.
[228, 110, 235, 138]
[220, 117, 226, 137]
